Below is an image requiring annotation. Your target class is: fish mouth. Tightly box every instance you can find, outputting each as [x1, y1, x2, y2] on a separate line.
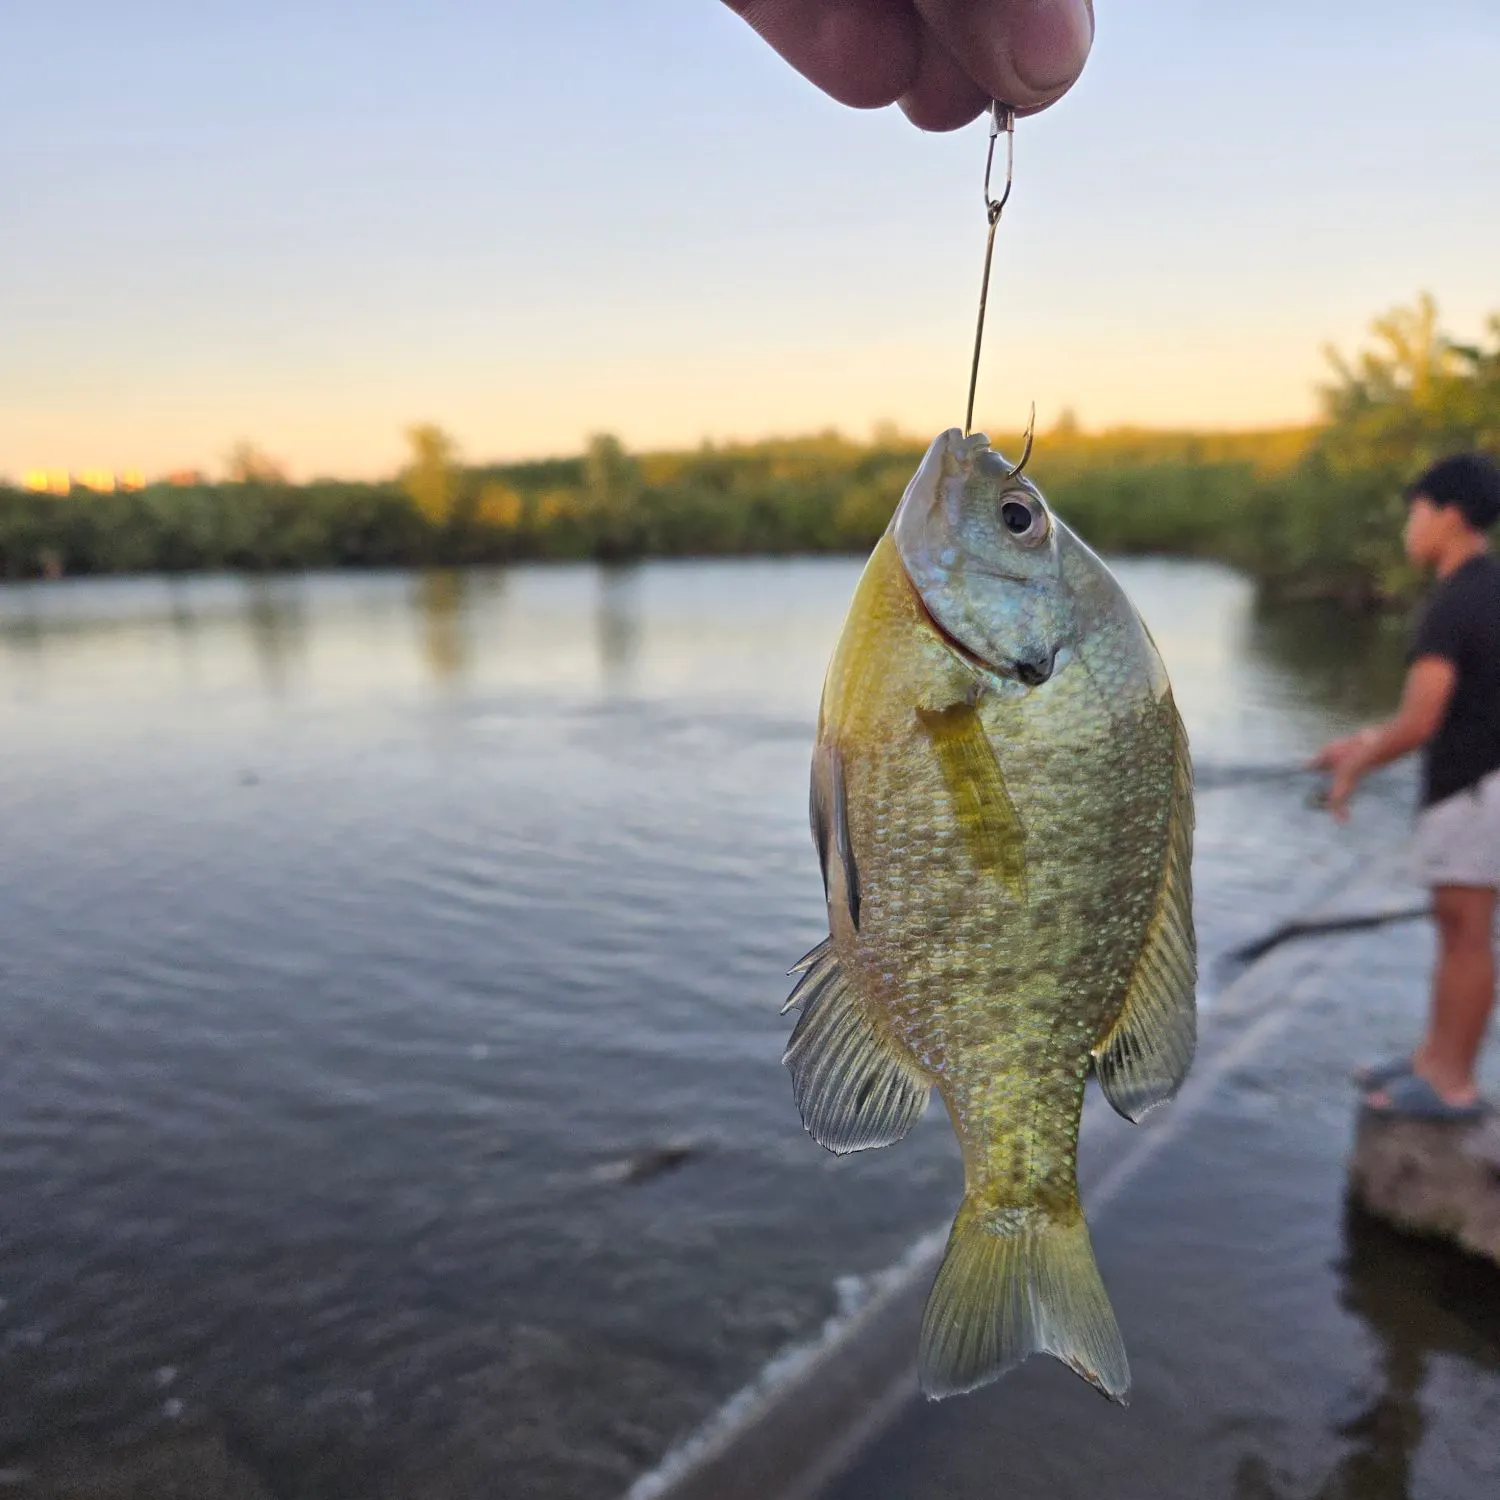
[1013, 654, 1055, 687]
[904, 571, 1056, 689]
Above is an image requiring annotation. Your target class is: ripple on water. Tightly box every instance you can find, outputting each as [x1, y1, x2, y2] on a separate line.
[0, 558, 1422, 1496]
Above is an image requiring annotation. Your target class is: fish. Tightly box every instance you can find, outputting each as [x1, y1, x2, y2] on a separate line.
[782, 427, 1196, 1403]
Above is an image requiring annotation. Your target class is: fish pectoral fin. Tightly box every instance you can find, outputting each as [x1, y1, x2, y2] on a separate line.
[811, 743, 861, 931]
[915, 701, 1026, 903]
[919, 1201, 1129, 1403]
[781, 939, 929, 1156]
[1093, 699, 1197, 1123]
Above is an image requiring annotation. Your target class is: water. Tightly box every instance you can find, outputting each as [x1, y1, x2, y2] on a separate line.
[0, 559, 1418, 1496]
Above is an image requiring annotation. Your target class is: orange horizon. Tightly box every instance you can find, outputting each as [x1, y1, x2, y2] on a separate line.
[6, 414, 1327, 492]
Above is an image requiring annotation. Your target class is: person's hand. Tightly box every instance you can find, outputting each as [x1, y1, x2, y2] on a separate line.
[723, 1, 1095, 132]
[1310, 733, 1368, 772]
[1310, 730, 1378, 823]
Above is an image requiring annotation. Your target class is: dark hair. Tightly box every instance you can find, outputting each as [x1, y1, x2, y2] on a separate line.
[1405, 452, 1500, 531]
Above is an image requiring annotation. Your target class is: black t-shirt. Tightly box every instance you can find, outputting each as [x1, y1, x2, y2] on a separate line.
[1409, 552, 1500, 806]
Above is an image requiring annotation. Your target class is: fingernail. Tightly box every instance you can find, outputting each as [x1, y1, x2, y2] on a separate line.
[1002, 0, 1094, 97]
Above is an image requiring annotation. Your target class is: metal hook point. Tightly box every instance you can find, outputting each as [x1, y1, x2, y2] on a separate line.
[1005, 404, 1036, 480]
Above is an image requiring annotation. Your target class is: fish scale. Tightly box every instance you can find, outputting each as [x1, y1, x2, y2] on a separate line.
[782, 428, 1196, 1402]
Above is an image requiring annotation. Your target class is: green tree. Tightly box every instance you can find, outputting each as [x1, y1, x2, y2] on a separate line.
[401, 424, 460, 528]
[1319, 293, 1500, 467]
[225, 441, 288, 485]
[583, 432, 642, 558]
[476, 480, 524, 531]
[1050, 407, 1081, 443]
[1270, 295, 1500, 605]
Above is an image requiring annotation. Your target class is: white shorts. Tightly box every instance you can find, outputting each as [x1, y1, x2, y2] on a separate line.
[1412, 767, 1500, 889]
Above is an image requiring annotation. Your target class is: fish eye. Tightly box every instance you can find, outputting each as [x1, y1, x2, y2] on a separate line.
[998, 494, 1048, 546]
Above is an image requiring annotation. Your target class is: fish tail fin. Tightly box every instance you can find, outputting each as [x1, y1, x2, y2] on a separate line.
[918, 1198, 1130, 1404]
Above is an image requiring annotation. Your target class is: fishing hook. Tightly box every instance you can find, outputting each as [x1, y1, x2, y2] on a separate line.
[1006, 405, 1036, 480]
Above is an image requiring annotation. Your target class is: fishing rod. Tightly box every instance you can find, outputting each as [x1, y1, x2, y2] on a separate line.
[1215, 903, 1431, 978]
[1191, 762, 1429, 972]
[1191, 761, 1339, 809]
[1194, 761, 1320, 788]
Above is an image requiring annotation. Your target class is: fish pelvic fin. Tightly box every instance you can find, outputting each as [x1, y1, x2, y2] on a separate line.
[919, 1200, 1129, 1404]
[1093, 697, 1197, 1123]
[915, 700, 1026, 903]
[781, 939, 930, 1156]
[811, 743, 861, 931]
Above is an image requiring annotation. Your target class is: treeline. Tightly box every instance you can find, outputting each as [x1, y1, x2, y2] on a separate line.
[2, 297, 1495, 607]
[1258, 295, 1500, 605]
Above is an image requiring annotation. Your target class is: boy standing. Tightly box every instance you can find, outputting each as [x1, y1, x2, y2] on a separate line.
[1313, 451, 1500, 1120]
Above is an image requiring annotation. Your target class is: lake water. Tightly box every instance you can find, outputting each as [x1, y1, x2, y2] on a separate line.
[0, 558, 1419, 1497]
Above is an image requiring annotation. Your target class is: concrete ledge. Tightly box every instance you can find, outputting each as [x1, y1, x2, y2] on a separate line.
[1348, 1106, 1500, 1265]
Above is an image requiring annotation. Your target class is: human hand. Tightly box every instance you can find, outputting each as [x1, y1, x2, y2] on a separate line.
[1310, 730, 1377, 823]
[1310, 733, 1368, 773]
[723, 1, 1095, 132]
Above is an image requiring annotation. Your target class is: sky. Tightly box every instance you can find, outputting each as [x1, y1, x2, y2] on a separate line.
[3, 1, 1498, 481]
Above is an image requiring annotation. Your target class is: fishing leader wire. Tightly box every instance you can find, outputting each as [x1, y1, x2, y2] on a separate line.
[964, 102, 1034, 472]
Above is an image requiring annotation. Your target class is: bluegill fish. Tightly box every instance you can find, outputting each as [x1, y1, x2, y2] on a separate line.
[783, 428, 1195, 1402]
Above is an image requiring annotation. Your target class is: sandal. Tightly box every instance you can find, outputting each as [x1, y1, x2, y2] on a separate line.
[1351, 1055, 1413, 1090]
[1362, 1071, 1485, 1123]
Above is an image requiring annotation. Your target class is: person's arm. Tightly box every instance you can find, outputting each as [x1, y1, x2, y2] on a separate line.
[722, 0, 1094, 131]
[1312, 656, 1457, 820]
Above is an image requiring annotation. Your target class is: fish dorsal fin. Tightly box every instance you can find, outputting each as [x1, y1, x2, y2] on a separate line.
[1092, 698, 1197, 1122]
[782, 940, 931, 1155]
[810, 743, 861, 930]
[915, 699, 1027, 903]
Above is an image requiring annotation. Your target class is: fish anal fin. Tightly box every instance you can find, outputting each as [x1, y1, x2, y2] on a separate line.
[919, 1201, 1129, 1403]
[1094, 700, 1197, 1123]
[915, 700, 1026, 902]
[782, 942, 929, 1155]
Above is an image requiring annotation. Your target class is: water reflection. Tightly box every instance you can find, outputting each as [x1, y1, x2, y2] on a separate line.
[1248, 597, 1413, 722]
[1232, 1201, 1500, 1500]
[0, 589, 44, 654]
[244, 578, 307, 696]
[166, 576, 199, 641]
[414, 570, 471, 684]
[595, 562, 642, 696]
